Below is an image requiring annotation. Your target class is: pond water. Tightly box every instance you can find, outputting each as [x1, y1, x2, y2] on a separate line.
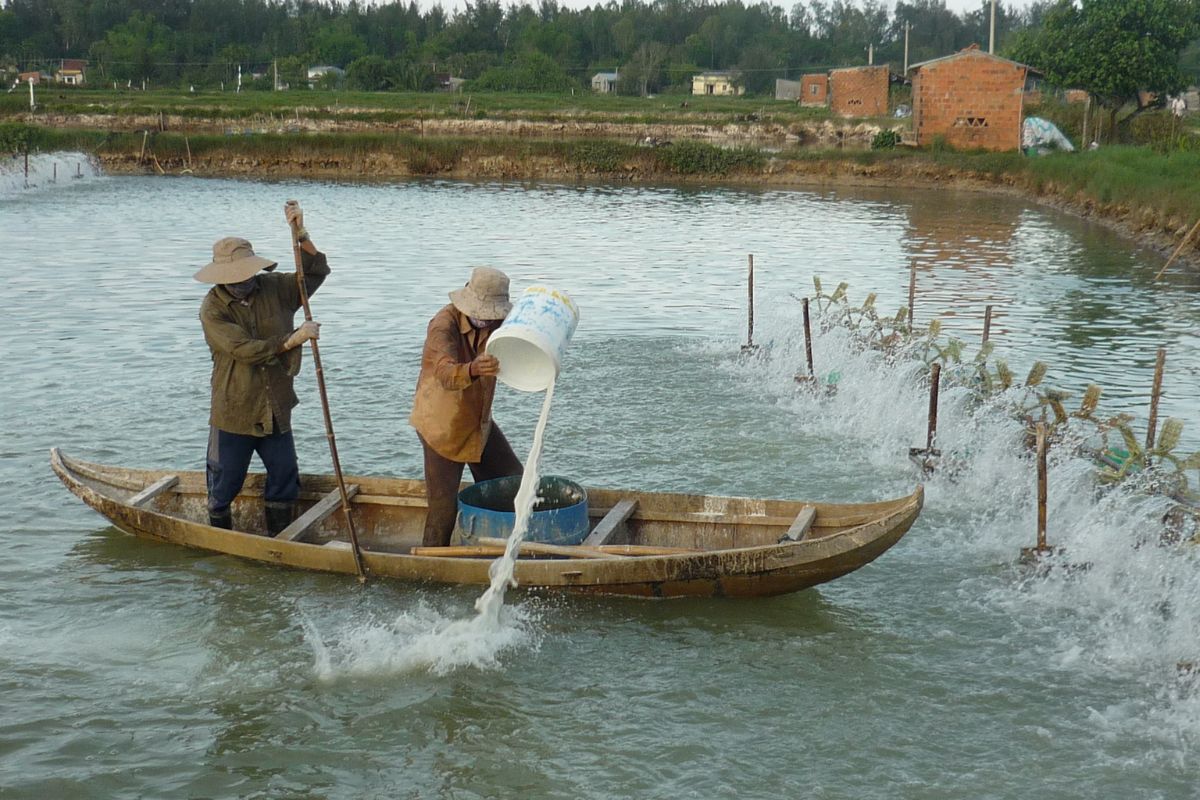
[3, 157, 1200, 799]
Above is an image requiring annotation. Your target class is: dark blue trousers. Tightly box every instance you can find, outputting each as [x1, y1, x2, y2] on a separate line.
[206, 426, 300, 514]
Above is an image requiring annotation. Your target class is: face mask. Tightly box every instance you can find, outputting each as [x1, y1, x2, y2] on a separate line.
[225, 275, 257, 299]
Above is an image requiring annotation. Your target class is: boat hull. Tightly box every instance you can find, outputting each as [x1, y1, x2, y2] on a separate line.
[51, 448, 922, 599]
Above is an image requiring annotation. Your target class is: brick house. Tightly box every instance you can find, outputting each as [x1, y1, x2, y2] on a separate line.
[829, 65, 889, 117]
[800, 73, 828, 107]
[909, 45, 1036, 152]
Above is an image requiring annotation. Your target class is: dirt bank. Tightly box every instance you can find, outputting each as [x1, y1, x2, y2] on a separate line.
[94, 146, 1199, 270]
[27, 110, 893, 148]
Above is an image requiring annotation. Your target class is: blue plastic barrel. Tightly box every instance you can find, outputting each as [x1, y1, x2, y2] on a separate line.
[456, 475, 589, 546]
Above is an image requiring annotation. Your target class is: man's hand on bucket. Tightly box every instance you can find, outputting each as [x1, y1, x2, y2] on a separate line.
[469, 354, 500, 378]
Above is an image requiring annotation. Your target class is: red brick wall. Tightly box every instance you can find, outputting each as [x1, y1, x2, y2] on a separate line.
[829, 66, 889, 117]
[800, 73, 828, 107]
[912, 52, 1026, 152]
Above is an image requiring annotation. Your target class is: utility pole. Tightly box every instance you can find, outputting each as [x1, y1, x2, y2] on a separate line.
[868, 42, 874, 65]
[989, 0, 996, 54]
[274, 59, 279, 91]
[28, 76, 35, 110]
[904, 22, 910, 73]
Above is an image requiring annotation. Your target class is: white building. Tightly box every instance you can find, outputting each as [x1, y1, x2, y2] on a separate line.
[591, 72, 619, 94]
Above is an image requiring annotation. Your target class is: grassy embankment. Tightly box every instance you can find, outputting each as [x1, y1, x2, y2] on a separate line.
[0, 87, 840, 126]
[3, 88, 1198, 257]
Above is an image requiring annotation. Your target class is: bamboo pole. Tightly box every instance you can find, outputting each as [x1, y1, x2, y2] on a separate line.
[925, 362, 941, 454]
[908, 362, 942, 471]
[802, 297, 814, 378]
[1152, 216, 1200, 282]
[1145, 347, 1166, 452]
[906, 260, 917, 333]
[982, 304, 993, 344]
[1036, 421, 1048, 551]
[289, 205, 367, 582]
[745, 254, 755, 350]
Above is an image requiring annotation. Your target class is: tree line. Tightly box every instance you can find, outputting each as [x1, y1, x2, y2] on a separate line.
[1, 0, 1197, 96]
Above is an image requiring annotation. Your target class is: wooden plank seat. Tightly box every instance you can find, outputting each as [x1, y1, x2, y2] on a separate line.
[582, 499, 639, 547]
[128, 475, 179, 507]
[276, 485, 359, 542]
[779, 505, 817, 543]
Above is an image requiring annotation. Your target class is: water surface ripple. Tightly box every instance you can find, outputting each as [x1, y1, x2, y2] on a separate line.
[3, 175, 1199, 799]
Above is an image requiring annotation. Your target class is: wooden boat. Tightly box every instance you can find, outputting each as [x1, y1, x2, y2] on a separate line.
[51, 448, 923, 599]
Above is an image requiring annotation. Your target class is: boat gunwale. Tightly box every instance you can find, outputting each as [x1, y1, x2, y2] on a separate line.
[51, 448, 923, 595]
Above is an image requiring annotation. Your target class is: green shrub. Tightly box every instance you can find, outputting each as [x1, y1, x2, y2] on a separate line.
[0, 123, 37, 153]
[871, 129, 900, 150]
[569, 141, 627, 172]
[406, 139, 463, 174]
[654, 141, 765, 174]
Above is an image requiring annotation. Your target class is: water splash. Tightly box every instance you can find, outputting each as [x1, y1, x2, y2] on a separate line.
[0, 151, 101, 196]
[734, 304, 1200, 750]
[301, 599, 542, 680]
[303, 382, 557, 679]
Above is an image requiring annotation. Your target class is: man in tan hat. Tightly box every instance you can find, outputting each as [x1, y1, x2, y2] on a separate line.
[410, 266, 524, 547]
[195, 201, 329, 534]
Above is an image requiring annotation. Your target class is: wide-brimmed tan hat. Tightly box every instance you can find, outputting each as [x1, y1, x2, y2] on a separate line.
[193, 237, 277, 284]
[450, 267, 512, 320]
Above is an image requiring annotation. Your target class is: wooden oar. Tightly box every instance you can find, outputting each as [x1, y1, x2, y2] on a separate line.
[289, 205, 366, 582]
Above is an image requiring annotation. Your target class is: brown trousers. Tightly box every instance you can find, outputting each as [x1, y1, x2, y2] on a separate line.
[419, 425, 523, 547]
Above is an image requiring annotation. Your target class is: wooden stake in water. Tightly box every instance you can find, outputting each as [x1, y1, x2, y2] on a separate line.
[1018, 422, 1055, 565]
[802, 297, 814, 378]
[741, 254, 757, 352]
[1036, 421, 1048, 551]
[925, 362, 941, 452]
[1145, 347, 1167, 452]
[908, 362, 942, 472]
[982, 304, 994, 344]
[794, 297, 818, 385]
[289, 206, 366, 582]
[906, 260, 917, 333]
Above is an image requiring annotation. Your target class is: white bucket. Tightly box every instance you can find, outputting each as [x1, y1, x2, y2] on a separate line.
[486, 285, 579, 392]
